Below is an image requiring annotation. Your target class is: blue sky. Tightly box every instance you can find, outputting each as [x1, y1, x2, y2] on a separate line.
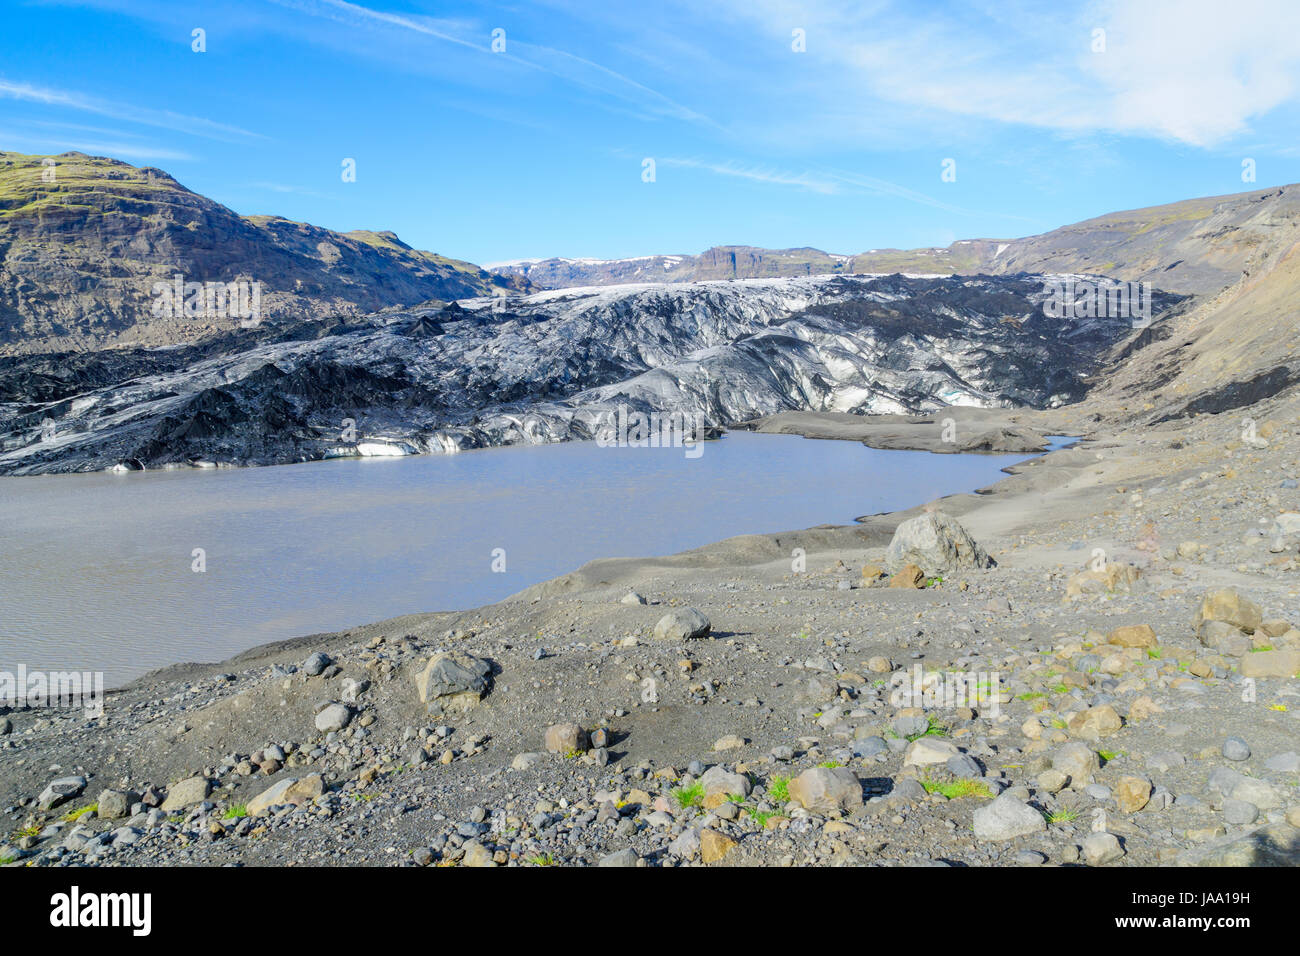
[3, 0, 1300, 265]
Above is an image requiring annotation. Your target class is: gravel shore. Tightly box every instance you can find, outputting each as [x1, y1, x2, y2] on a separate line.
[4, 399, 1299, 868]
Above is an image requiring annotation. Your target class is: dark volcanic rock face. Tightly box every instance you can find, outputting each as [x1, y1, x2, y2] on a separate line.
[0, 273, 1175, 475]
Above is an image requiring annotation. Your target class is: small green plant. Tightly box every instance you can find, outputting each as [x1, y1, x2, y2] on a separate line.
[526, 853, 555, 866]
[14, 824, 39, 839]
[920, 776, 993, 799]
[924, 576, 944, 588]
[906, 717, 948, 742]
[1098, 750, 1123, 763]
[1050, 683, 1069, 694]
[1146, 648, 1162, 659]
[747, 808, 776, 828]
[222, 804, 247, 820]
[671, 782, 705, 809]
[1046, 808, 1078, 824]
[1017, 691, 1045, 701]
[1050, 717, 1067, 729]
[725, 792, 745, 803]
[62, 803, 96, 823]
[0, 854, 15, 866]
[1249, 646, 1273, 653]
[817, 760, 843, 769]
[768, 775, 790, 803]
[563, 749, 583, 760]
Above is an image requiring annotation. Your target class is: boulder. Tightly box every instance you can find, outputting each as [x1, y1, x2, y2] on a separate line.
[1068, 704, 1122, 740]
[787, 767, 863, 813]
[1052, 742, 1099, 788]
[1115, 776, 1152, 813]
[888, 564, 926, 588]
[699, 766, 751, 801]
[1066, 563, 1140, 599]
[885, 510, 992, 574]
[903, 737, 960, 767]
[598, 848, 640, 867]
[700, 828, 738, 863]
[37, 776, 86, 812]
[161, 776, 210, 811]
[314, 703, 351, 732]
[95, 789, 132, 820]
[302, 651, 331, 677]
[1175, 822, 1300, 866]
[652, 607, 711, 641]
[414, 652, 492, 715]
[247, 774, 325, 816]
[973, 793, 1046, 841]
[1240, 649, 1300, 679]
[1196, 589, 1262, 635]
[1199, 620, 1248, 650]
[1107, 625, 1157, 649]
[544, 722, 589, 754]
[1083, 831, 1124, 865]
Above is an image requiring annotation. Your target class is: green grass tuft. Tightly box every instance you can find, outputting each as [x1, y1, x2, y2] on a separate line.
[671, 782, 705, 809]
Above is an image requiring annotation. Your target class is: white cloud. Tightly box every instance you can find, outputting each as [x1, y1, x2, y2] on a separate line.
[0, 79, 263, 141]
[716, 0, 1300, 147]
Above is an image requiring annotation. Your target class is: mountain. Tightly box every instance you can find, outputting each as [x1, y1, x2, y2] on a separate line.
[490, 185, 1300, 297]
[0, 152, 529, 355]
[487, 246, 854, 287]
[0, 272, 1176, 474]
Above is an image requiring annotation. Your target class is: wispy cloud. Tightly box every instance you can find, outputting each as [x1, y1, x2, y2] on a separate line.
[0, 79, 263, 142]
[658, 158, 839, 193]
[0, 127, 194, 162]
[276, 0, 714, 126]
[657, 156, 1001, 217]
[244, 180, 333, 198]
[715, 0, 1300, 148]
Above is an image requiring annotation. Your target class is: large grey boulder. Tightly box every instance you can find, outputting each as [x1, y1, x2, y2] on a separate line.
[973, 793, 1046, 841]
[414, 652, 492, 715]
[160, 776, 210, 811]
[653, 607, 711, 641]
[886, 510, 992, 574]
[38, 776, 86, 812]
[314, 703, 351, 732]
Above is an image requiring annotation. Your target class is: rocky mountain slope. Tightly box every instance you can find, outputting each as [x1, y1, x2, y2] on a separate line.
[0, 152, 528, 355]
[491, 185, 1300, 297]
[0, 273, 1177, 475]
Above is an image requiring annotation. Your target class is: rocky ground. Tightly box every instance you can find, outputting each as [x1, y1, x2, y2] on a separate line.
[3, 395, 1300, 868]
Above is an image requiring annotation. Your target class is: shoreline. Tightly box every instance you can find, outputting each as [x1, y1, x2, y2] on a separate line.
[5, 399, 1300, 868]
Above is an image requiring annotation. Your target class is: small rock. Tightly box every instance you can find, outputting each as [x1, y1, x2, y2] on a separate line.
[314, 703, 351, 733]
[700, 828, 738, 863]
[544, 722, 588, 754]
[1222, 737, 1251, 762]
[1082, 831, 1124, 865]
